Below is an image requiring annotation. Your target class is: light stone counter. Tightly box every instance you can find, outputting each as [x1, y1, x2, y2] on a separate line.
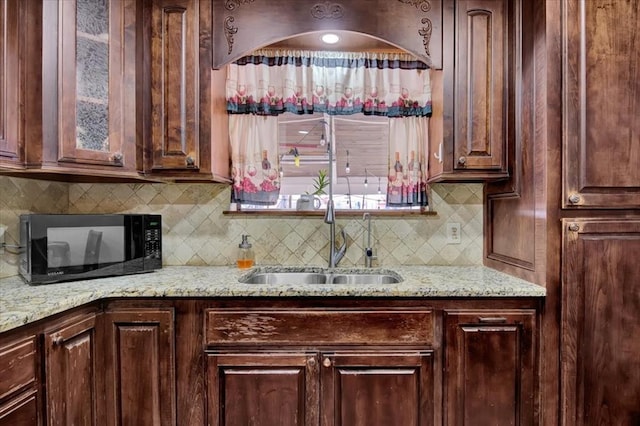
[0, 265, 545, 333]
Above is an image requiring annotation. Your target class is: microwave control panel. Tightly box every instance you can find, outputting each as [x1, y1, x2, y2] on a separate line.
[143, 215, 162, 266]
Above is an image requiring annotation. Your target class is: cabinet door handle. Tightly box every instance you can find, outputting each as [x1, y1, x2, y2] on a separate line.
[307, 357, 316, 367]
[322, 357, 332, 368]
[457, 156, 467, 166]
[568, 223, 580, 232]
[568, 193, 581, 204]
[478, 317, 507, 323]
[186, 156, 195, 167]
[112, 152, 123, 164]
[52, 335, 64, 346]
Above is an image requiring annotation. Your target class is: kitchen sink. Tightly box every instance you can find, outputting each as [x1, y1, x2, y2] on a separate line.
[241, 272, 328, 285]
[239, 270, 402, 285]
[329, 273, 400, 284]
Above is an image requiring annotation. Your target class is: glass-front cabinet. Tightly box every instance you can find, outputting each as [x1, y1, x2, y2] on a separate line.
[45, 0, 139, 173]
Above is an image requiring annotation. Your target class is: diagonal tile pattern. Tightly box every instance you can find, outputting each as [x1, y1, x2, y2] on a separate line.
[0, 175, 483, 278]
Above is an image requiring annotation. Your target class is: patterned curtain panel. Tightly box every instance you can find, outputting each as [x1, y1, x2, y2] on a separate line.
[229, 115, 280, 205]
[387, 117, 429, 207]
[226, 50, 432, 117]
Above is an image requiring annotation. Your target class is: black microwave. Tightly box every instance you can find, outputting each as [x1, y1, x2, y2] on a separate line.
[19, 214, 162, 284]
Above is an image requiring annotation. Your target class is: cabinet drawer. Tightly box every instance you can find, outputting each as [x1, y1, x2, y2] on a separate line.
[0, 336, 37, 400]
[205, 309, 434, 346]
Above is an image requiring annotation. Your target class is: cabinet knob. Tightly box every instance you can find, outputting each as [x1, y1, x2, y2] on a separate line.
[568, 223, 580, 232]
[457, 156, 467, 166]
[52, 335, 64, 346]
[307, 357, 316, 367]
[186, 156, 195, 167]
[112, 152, 123, 164]
[322, 357, 332, 368]
[568, 193, 581, 204]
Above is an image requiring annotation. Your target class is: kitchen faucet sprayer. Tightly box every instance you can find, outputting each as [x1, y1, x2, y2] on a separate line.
[322, 118, 347, 267]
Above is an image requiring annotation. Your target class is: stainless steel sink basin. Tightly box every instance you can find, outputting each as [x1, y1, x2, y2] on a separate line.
[241, 272, 328, 284]
[239, 270, 402, 285]
[329, 274, 400, 284]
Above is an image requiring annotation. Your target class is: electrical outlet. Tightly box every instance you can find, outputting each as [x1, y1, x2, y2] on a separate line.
[446, 223, 461, 244]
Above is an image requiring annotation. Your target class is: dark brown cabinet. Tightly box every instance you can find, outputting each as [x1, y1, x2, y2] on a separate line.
[443, 309, 536, 426]
[320, 351, 434, 426]
[430, 0, 513, 182]
[43, 311, 101, 426]
[562, 0, 640, 209]
[147, 0, 230, 182]
[32, 0, 143, 179]
[0, 0, 22, 170]
[562, 218, 640, 426]
[205, 307, 437, 426]
[103, 307, 176, 426]
[0, 335, 40, 426]
[207, 352, 319, 426]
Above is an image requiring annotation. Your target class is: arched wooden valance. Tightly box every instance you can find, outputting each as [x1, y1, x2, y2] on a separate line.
[211, 0, 443, 69]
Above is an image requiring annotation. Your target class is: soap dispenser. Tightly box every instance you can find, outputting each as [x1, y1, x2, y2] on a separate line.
[236, 234, 254, 269]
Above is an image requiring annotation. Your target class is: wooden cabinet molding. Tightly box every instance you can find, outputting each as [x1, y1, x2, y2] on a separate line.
[210, 0, 443, 69]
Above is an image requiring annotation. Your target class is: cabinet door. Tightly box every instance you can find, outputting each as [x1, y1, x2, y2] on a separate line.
[0, 0, 22, 167]
[562, 219, 640, 426]
[48, 0, 138, 171]
[206, 352, 319, 426]
[103, 308, 176, 426]
[0, 390, 39, 426]
[434, 0, 511, 182]
[320, 351, 434, 426]
[444, 309, 536, 426]
[44, 312, 100, 426]
[562, 0, 640, 208]
[149, 0, 200, 173]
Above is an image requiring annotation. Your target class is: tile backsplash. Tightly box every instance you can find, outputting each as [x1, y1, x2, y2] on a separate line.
[0, 175, 483, 278]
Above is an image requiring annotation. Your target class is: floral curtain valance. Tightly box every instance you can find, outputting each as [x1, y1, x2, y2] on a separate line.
[226, 50, 432, 118]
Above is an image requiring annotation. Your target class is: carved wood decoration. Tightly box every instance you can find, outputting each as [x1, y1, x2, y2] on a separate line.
[212, 0, 443, 68]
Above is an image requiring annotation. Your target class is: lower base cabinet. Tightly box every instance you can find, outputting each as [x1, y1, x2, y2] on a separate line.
[443, 309, 536, 426]
[44, 311, 101, 426]
[0, 297, 540, 426]
[103, 307, 176, 426]
[207, 350, 434, 426]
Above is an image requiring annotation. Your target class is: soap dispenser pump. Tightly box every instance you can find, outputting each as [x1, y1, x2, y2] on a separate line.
[237, 234, 254, 269]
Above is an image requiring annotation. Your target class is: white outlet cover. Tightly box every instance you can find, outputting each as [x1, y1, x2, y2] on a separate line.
[446, 223, 461, 244]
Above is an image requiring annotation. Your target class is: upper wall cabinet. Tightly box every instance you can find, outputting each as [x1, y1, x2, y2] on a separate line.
[40, 0, 142, 178]
[145, 0, 230, 182]
[562, 0, 640, 209]
[429, 0, 513, 182]
[0, 0, 22, 170]
[210, 0, 443, 69]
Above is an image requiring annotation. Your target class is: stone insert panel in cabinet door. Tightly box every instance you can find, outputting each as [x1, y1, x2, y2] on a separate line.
[51, 0, 138, 170]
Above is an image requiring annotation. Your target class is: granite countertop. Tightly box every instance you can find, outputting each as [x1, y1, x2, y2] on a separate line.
[0, 265, 546, 333]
